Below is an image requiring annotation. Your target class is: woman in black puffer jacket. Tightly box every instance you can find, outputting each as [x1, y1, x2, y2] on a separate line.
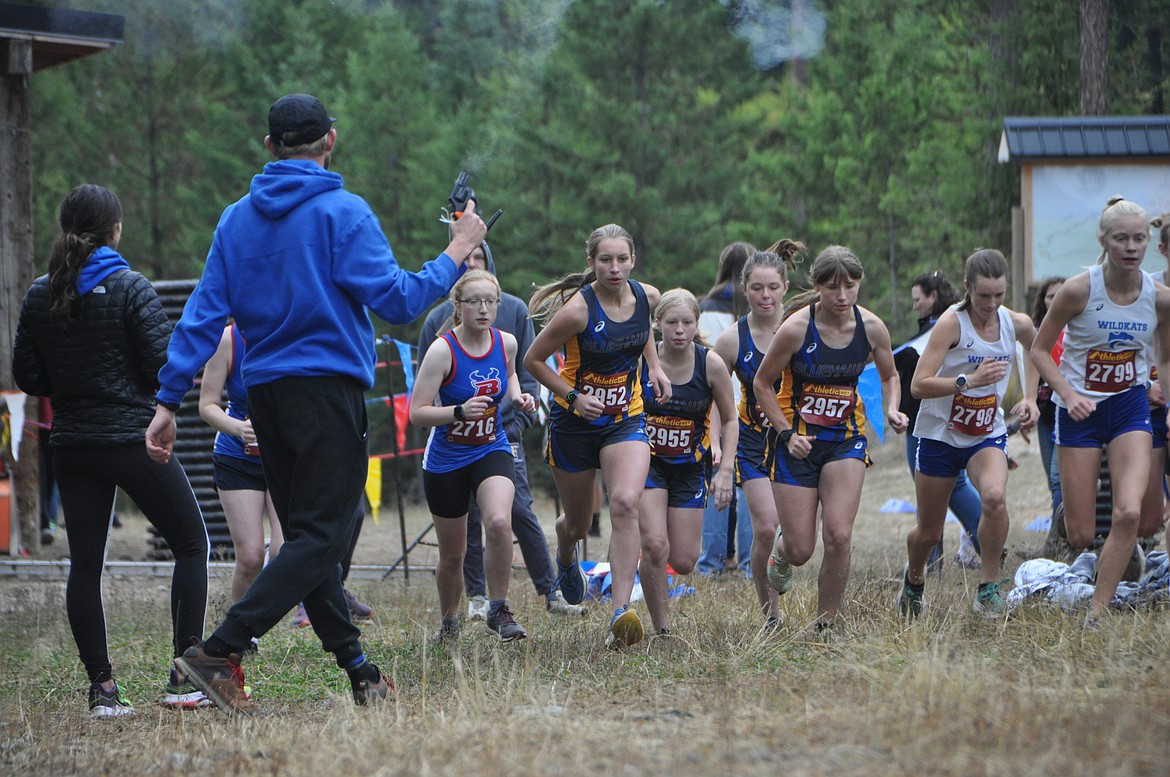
[13, 185, 208, 718]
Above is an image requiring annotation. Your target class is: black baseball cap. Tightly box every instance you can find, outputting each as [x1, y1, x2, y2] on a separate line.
[267, 94, 336, 147]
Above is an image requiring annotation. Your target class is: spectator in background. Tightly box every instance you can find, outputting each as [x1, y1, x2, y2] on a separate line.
[36, 397, 60, 545]
[14, 184, 209, 717]
[697, 242, 755, 576]
[418, 241, 586, 620]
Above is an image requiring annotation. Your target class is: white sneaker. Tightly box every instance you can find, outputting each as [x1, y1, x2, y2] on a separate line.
[955, 531, 981, 569]
[467, 595, 489, 622]
[546, 590, 587, 616]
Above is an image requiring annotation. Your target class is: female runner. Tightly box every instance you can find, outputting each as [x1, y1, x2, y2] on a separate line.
[1142, 213, 1170, 552]
[199, 323, 285, 606]
[756, 246, 908, 635]
[411, 269, 537, 643]
[525, 224, 669, 649]
[896, 270, 983, 570]
[713, 243, 804, 627]
[638, 289, 738, 635]
[1137, 212, 1170, 560]
[899, 249, 1037, 618]
[1030, 276, 1067, 524]
[1030, 197, 1170, 622]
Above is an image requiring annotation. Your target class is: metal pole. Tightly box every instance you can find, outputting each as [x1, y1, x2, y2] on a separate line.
[382, 337, 412, 583]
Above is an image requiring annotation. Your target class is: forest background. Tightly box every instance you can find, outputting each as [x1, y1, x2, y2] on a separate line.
[22, 0, 1170, 454]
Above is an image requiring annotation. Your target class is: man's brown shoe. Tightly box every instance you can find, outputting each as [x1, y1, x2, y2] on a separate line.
[175, 644, 258, 716]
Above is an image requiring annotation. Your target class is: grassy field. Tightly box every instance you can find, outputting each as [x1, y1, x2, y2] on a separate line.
[2, 435, 1169, 776]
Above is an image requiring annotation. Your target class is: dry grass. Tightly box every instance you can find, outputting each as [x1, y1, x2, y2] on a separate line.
[3, 436, 1170, 776]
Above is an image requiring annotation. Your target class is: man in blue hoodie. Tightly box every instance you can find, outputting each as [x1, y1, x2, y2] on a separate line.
[417, 242, 587, 622]
[145, 94, 485, 714]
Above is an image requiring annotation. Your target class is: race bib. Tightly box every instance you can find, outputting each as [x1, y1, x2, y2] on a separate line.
[1084, 349, 1137, 393]
[743, 398, 770, 428]
[580, 370, 630, 415]
[447, 405, 498, 445]
[646, 415, 697, 457]
[948, 393, 997, 436]
[797, 383, 857, 427]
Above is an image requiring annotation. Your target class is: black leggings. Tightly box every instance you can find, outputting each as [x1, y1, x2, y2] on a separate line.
[55, 443, 209, 685]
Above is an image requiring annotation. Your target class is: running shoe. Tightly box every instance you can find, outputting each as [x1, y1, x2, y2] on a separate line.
[604, 604, 644, 649]
[486, 603, 528, 642]
[162, 669, 211, 709]
[291, 603, 311, 629]
[349, 662, 394, 706]
[546, 590, 587, 616]
[814, 621, 842, 644]
[467, 595, 489, 622]
[972, 581, 1010, 618]
[553, 546, 588, 605]
[1122, 543, 1146, 583]
[896, 564, 924, 620]
[88, 682, 134, 718]
[433, 618, 461, 646]
[345, 588, 376, 623]
[174, 644, 257, 716]
[955, 531, 981, 569]
[767, 525, 792, 595]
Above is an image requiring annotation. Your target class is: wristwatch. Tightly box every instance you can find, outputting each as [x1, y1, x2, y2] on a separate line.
[955, 374, 968, 393]
[454, 404, 465, 421]
[778, 428, 794, 447]
[565, 389, 579, 408]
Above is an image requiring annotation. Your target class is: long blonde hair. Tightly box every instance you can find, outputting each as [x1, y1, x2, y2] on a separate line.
[529, 224, 635, 323]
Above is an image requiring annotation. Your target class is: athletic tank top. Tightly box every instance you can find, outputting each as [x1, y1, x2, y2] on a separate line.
[734, 316, 772, 431]
[641, 343, 713, 464]
[213, 324, 253, 460]
[422, 328, 513, 473]
[777, 303, 870, 442]
[915, 305, 1016, 447]
[554, 280, 649, 426]
[1057, 264, 1154, 405]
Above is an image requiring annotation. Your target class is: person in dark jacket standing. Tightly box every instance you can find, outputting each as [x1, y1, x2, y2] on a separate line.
[418, 241, 586, 621]
[13, 184, 210, 717]
[146, 93, 485, 714]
